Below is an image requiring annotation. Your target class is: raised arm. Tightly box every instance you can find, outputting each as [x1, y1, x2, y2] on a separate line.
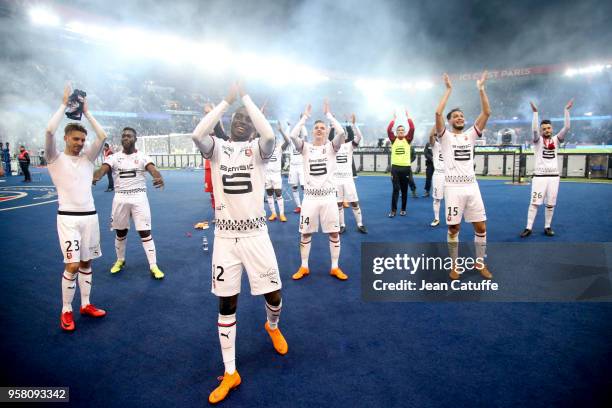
[530, 101, 540, 143]
[83, 99, 108, 163]
[205, 103, 229, 141]
[435, 74, 452, 136]
[387, 118, 396, 142]
[406, 115, 415, 143]
[236, 83, 274, 157]
[45, 85, 71, 163]
[192, 86, 234, 156]
[277, 121, 291, 150]
[350, 114, 362, 147]
[290, 107, 310, 152]
[324, 99, 345, 151]
[474, 71, 491, 132]
[428, 126, 437, 146]
[556, 99, 573, 142]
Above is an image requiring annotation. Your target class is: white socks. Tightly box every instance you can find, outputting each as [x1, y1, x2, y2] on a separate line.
[474, 232, 487, 261]
[61, 270, 77, 313]
[115, 235, 126, 261]
[218, 313, 237, 375]
[526, 204, 538, 230]
[276, 196, 284, 216]
[330, 237, 341, 269]
[351, 205, 363, 226]
[292, 188, 301, 207]
[433, 199, 441, 221]
[300, 237, 311, 268]
[545, 205, 555, 228]
[78, 267, 92, 307]
[447, 232, 459, 264]
[141, 236, 157, 269]
[267, 195, 276, 215]
[265, 300, 282, 330]
[338, 205, 345, 227]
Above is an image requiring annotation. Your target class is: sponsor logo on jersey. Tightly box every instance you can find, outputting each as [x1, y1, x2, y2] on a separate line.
[220, 164, 254, 172]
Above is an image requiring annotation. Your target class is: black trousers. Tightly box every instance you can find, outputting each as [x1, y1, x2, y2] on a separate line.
[391, 165, 412, 211]
[407, 167, 416, 192]
[424, 163, 434, 192]
[107, 171, 114, 189]
[20, 163, 30, 181]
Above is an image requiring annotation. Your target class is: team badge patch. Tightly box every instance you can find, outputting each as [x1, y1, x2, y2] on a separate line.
[245, 148, 252, 157]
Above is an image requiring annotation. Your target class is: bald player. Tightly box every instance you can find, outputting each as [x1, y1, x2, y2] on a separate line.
[192, 82, 287, 404]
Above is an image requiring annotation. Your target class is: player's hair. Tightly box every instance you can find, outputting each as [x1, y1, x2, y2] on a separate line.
[540, 119, 552, 126]
[446, 108, 463, 120]
[122, 127, 137, 136]
[314, 120, 326, 126]
[104, 143, 110, 148]
[396, 125, 405, 131]
[64, 123, 87, 136]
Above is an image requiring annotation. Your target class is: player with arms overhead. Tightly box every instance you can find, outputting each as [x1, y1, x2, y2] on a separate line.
[335, 113, 367, 234]
[289, 100, 347, 281]
[45, 84, 108, 332]
[192, 82, 287, 404]
[435, 72, 492, 280]
[428, 126, 445, 227]
[520, 99, 573, 238]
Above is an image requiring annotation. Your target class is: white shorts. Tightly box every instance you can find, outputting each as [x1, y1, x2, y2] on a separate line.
[288, 166, 304, 186]
[299, 198, 340, 234]
[444, 183, 487, 225]
[111, 195, 152, 231]
[57, 213, 102, 263]
[433, 173, 445, 200]
[211, 234, 282, 297]
[335, 180, 359, 202]
[530, 176, 560, 206]
[265, 173, 283, 190]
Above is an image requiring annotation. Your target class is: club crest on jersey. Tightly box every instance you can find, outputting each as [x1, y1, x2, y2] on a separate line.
[244, 148, 252, 157]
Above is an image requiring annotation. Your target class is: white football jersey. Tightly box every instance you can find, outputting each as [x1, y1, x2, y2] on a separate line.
[432, 140, 445, 174]
[265, 144, 283, 175]
[301, 141, 338, 200]
[104, 151, 153, 195]
[207, 138, 269, 237]
[438, 126, 480, 185]
[334, 141, 355, 183]
[289, 143, 304, 168]
[48, 153, 96, 212]
[533, 136, 560, 176]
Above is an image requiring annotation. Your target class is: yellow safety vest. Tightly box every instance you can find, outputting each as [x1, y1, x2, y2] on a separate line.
[391, 138, 410, 166]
